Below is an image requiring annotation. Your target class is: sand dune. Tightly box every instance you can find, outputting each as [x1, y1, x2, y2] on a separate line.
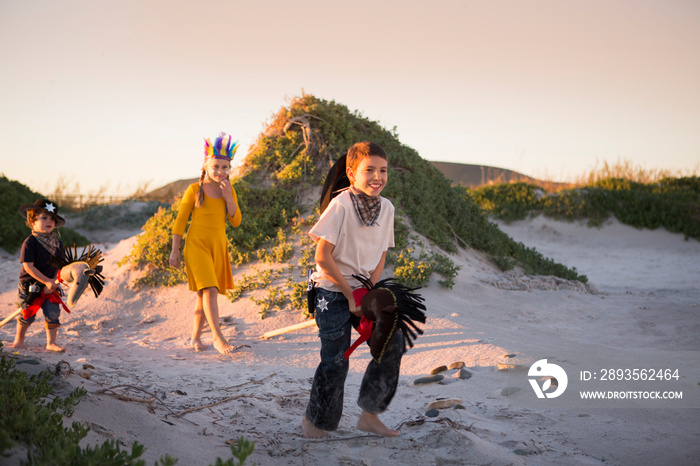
[1, 217, 699, 465]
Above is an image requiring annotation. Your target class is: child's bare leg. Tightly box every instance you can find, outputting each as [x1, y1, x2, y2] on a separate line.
[302, 415, 328, 439]
[45, 326, 65, 352]
[202, 287, 234, 354]
[11, 320, 28, 348]
[357, 411, 400, 437]
[190, 293, 208, 351]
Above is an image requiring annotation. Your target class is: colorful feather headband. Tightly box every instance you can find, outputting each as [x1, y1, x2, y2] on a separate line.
[204, 132, 239, 162]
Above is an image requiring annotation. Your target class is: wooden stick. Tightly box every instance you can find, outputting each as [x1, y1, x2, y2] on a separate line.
[0, 309, 22, 329]
[221, 373, 276, 391]
[261, 319, 317, 339]
[173, 394, 247, 417]
[96, 384, 178, 416]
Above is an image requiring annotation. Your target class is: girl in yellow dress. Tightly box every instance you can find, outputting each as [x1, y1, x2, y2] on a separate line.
[169, 133, 242, 354]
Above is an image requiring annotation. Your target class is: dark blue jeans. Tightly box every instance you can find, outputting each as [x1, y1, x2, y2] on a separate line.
[305, 287, 404, 431]
[17, 283, 61, 327]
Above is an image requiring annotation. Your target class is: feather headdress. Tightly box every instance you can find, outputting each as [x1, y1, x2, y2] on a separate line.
[204, 132, 239, 162]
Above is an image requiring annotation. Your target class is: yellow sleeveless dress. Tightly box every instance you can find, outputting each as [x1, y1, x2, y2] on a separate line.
[172, 183, 242, 294]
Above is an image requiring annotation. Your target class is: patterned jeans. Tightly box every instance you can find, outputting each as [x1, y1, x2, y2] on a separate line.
[305, 287, 404, 431]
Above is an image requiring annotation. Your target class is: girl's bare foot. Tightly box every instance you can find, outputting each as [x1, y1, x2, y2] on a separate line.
[302, 416, 328, 439]
[46, 343, 66, 352]
[190, 338, 208, 352]
[213, 339, 235, 354]
[11, 340, 25, 348]
[357, 411, 400, 437]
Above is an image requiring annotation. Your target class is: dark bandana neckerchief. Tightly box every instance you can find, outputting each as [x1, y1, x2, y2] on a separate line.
[32, 231, 61, 256]
[349, 188, 382, 227]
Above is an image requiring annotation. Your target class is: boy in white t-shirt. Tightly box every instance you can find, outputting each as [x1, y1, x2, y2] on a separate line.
[302, 142, 403, 439]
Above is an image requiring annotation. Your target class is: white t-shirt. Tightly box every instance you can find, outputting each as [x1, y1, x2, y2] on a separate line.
[309, 190, 395, 291]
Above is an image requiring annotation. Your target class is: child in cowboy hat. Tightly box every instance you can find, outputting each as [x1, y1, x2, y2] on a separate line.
[302, 142, 404, 439]
[12, 199, 67, 352]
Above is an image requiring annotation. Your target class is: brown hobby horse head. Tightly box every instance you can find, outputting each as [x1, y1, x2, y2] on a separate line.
[50, 245, 105, 307]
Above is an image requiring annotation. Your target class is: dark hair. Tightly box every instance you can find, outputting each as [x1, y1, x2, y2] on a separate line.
[346, 142, 387, 171]
[25, 209, 57, 229]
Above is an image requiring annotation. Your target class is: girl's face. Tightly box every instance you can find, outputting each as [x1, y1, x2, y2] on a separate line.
[205, 159, 231, 183]
[347, 155, 387, 197]
[32, 212, 56, 234]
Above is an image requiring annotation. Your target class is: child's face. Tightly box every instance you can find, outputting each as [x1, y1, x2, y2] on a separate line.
[347, 155, 387, 197]
[205, 159, 231, 183]
[31, 212, 56, 234]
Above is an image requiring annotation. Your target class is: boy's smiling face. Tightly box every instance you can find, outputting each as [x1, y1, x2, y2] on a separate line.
[347, 155, 387, 197]
[31, 211, 56, 234]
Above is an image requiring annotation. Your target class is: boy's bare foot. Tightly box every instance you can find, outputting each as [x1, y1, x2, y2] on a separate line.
[302, 416, 328, 439]
[357, 411, 400, 437]
[46, 343, 66, 352]
[213, 339, 235, 355]
[11, 340, 25, 348]
[190, 338, 208, 352]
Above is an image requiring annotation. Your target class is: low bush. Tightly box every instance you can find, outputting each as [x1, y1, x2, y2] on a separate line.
[468, 178, 700, 241]
[0, 176, 89, 253]
[0, 342, 255, 465]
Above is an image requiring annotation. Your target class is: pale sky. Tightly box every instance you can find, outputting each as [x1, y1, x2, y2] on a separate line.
[1, 0, 699, 196]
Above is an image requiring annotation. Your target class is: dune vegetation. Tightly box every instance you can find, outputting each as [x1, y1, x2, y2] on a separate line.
[0, 346, 254, 465]
[2, 95, 696, 464]
[0, 176, 90, 254]
[467, 177, 700, 241]
[121, 94, 586, 318]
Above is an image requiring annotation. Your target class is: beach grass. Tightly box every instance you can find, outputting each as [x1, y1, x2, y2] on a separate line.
[0, 345, 255, 465]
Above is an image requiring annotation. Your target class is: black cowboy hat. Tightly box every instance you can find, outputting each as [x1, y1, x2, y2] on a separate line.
[18, 199, 66, 228]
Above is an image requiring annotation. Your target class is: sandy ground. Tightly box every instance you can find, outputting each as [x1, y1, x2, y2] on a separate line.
[1, 216, 699, 465]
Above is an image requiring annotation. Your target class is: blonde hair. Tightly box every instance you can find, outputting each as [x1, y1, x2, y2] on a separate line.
[195, 168, 206, 208]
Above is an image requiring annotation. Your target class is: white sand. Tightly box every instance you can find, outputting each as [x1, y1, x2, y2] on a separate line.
[1, 216, 699, 465]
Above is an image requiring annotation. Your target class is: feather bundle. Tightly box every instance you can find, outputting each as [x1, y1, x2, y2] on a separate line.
[49, 244, 105, 298]
[204, 132, 239, 161]
[353, 274, 426, 354]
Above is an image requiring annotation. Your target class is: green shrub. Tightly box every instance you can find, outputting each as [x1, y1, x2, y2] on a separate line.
[250, 286, 288, 319]
[255, 228, 294, 264]
[227, 268, 284, 303]
[392, 248, 461, 288]
[225, 181, 299, 266]
[118, 202, 187, 288]
[0, 342, 253, 465]
[469, 176, 700, 242]
[287, 278, 309, 315]
[0, 175, 89, 253]
[466, 183, 542, 222]
[0, 347, 155, 465]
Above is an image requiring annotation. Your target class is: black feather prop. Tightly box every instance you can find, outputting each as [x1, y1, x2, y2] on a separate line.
[353, 274, 427, 353]
[49, 244, 105, 297]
